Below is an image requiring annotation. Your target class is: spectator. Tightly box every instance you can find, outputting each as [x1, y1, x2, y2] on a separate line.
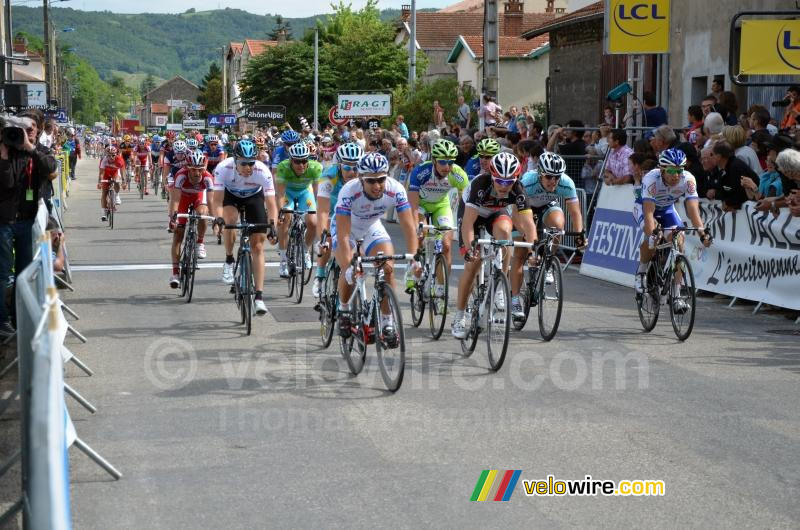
[516, 116, 528, 139]
[648, 124, 676, 155]
[457, 135, 476, 168]
[602, 106, 616, 127]
[46, 217, 66, 273]
[0, 114, 59, 338]
[756, 146, 800, 215]
[701, 94, 718, 117]
[699, 146, 719, 199]
[749, 130, 773, 171]
[703, 112, 725, 147]
[710, 79, 723, 99]
[581, 145, 602, 195]
[39, 119, 56, 150]
[633, 138, 656, 160]
[642, 91, 667, 127]
[548, 120, 586, 184]
[396, 115, 409, 139]
[530, 120, 544, 143]
[629, 152, 657, 196]
[722, 125, 761, 175]
[455, 95, 471, 129]
[604, 129, 634, 185]
[748, 106, 777, 136]
[479, 94, 501, 130]
[686, 105, 704, 145]
[779, 85, 800, 131]
[710, 141, 759, 211]
[515, 139, 543, 173]
[718, 91, 739, 126]
[433, 100, 446, 130]
[64, 127, 81, 180]
[743, 149, 781, 201]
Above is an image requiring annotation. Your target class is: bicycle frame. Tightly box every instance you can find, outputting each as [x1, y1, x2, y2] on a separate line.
[416, 222, 450, 300]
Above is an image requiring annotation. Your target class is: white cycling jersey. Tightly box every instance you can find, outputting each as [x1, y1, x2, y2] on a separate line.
[334, 177, 410, 232]
[212, 157, 275, 198]
[641, 168, 699, 211]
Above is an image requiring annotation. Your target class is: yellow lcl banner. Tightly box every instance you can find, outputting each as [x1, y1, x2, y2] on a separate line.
[606, 0, 671, 54]
[739, 20, 800, 75]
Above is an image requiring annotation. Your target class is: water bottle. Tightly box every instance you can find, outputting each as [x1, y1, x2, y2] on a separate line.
[434, 238, 443, 254]
[405, 267, 415, 292]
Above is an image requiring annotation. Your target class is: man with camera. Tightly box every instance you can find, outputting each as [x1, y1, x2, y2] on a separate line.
[0, 114, 58, 337]
[779, 86, 800, 131]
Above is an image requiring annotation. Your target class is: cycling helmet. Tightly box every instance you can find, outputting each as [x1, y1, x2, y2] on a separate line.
[476, 138, 501, 156]
[123, 134, 131, 142]
[106, 145, 118, 156]
[537, 152, 566, 176]
[357, 152, 389, 175]
[288, 142, 310, 160]
[186, 138, 198, 149]
[207, 134, 219, 143]
[431, 139, 459, 160]
[172, 140, 188, 154]
[658, 147, 687, 168]
[187, 149, 206, 168]
[337, 142, 363, 163]
[166, 131, 176, 140]
[152, 134, 161, 143]
[234, 139, 258, 159]
[490, 152, 522, 179]
[138, 137, 147, 144]
[281, 130, 300, 143]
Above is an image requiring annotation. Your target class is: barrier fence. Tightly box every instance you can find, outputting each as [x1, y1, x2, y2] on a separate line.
[0, 201, 121, 529]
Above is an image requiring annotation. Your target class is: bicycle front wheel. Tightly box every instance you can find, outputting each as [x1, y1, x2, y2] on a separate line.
[669, 255, 696, 341]
[460, 284, 480, 357]
[319, 264, 339, 349]
[293, 237, 305, 304]
[241, 257, 253, 335]
[409, 283, 425, 327]
[340, 295, 366, 375]
[428, 253, 448, 340]
[286, 240, 296, 298]
[376, 285, 406, 392]
[138, 173, 144, 199]
[186, 241, 197, 303]
[538, 255, 564, 341]
[513, 268, 535, 332]
[486, 271, 511, 371]
[636, 260, 660, 332]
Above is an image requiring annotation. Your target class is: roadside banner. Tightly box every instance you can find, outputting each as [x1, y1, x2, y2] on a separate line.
[604, 0, 671, 54]
[739, 19, 800, 75]
[337, 93, 392, 117]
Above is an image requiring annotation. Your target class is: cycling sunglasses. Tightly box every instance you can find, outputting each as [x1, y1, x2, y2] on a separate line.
[479, 155, 494, 160]
[341, 164, 358, 172]
[663, 167, 682, 175]
[436, 159, 456, 166]
[291, 158, 309, 165]
[541, 173, 560, 180]
[362, 176, 387, 185]
[492, 177, 516, 186]
[237, 160, 256, 167]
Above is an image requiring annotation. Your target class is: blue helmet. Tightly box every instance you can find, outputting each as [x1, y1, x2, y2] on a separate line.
[336, 142, 363, 163]
[357, 152, 389, 175]
[281, 130, 300, 144]
[658, 148, 687, 168]
[288, 142, 310, 160]
[234, 139, 257, 160]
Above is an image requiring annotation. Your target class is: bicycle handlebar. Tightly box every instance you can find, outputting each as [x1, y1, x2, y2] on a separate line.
[177, 214, 215, 221]
[361, 253, 416, 263]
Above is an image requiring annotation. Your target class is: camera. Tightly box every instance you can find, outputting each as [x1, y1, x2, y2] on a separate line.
[0, 114, 31, 148]
[772, 98, 791, 108]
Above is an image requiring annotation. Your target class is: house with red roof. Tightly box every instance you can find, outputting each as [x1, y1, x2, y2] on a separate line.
[225, 38, 281, 116]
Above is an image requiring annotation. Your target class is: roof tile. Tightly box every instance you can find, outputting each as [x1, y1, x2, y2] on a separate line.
[409, 11, 556, 48]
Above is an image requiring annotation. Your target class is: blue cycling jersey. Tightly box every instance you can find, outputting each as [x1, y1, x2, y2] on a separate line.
[271, 145, 289, 169]
[465, 156, 482, 179]
[319, 165, 346, 216]
[519, 170, 578, 208]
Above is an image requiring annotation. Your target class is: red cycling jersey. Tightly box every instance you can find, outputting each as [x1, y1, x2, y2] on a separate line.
[173, 168, 215, 225]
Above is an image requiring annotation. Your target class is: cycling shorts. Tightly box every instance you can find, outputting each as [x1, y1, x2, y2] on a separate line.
[176, 192, 209, 227]
[281, 186, 317, 213]
[222, 190, 268, 234]
[331, 218, 391, 255]
[418, 199, 454, 229]
[512, 201, 562, 238]
[459, 209, 511, 254]
[636, 204, 681, 232]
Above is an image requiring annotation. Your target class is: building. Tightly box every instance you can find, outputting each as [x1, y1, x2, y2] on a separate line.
[224, 38, 280, 116]
[439, 0, 566, 14]
[141, 76, 200, 128]
[395, 2, 556, 82]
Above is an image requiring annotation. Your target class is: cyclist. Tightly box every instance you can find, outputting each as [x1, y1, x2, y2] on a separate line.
[186, 137, 200, 152]
[465, 138, 501, 179]
[334, 152, 420, 343]
[407, 139, 468, 291]
[274, 142, 323, 278]
[169, 150, 215, 288]
[133, 137, 152, 195]
[313, 142, 363, 298]
[164, 140, 190, 231]
[97, 145, 125, 221]
[451, 152, 537, 339]
[509, 152, 586, 318]
[255, 135, 270, 164]
[271, 129, 300, 171]
[635, 148, 711, 312]
[212, 139, 279, 316]
[119, 134, 135, 187]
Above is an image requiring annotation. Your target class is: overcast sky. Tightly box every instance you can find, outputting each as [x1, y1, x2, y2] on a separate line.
[56, 0, 596, 19]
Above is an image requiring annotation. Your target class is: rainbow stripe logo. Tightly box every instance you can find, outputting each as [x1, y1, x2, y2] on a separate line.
[470, 470, 522, 501]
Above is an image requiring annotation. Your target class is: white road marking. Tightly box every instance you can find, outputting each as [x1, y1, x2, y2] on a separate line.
[72, 262, 467, 272]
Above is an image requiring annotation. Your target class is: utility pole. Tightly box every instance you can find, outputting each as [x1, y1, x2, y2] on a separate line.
[221, 45, 227, 112]
[482, 0, 499, 98]
[313, 27, 318, 130]
[43, 0, 49, 102]
[407, 0, 416, 93]
[4, 0, 12, 85]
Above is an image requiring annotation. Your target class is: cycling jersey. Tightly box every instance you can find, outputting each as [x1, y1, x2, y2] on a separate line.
[203, 145, 225, 171]
[119, 142, 134, 159]
[164, 151, 188, 178]
[173, 168, 214, 224]
[464, 174, 530, 218]
[133, 145, 151, 166]
[519, 170, 578, 209]
[275, 159, 323, 191]
[212, 157, 275, 198]
[317, 166, 346, 216]
[464, 156, 482, 179]
[271, 144, 290, 169]
[99, 155, 125, 179]
[409, 161, 468, 203]
[335, 177, 410, 232]
[641, 168, 699, 211]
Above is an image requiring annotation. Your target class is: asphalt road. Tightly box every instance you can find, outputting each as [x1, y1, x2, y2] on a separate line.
[59, 160, 799, 529]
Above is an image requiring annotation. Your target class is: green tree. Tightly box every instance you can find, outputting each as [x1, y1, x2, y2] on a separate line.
[140, 73, 157, 96]
[199, 62, 222, 91]
[199, 78, 223, 115]
[392, 78, 475, 133]
[268, 15, 292, 40]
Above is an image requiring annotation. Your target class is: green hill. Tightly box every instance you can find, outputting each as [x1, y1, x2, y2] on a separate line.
[10, 6, 407, 83]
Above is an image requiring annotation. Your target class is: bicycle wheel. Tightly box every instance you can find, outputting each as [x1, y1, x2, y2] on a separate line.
[138, 172, 144, 199]
[302, 237, 312, 286]
[180, 235, 193, 298]
[108, 192, 114, 230]
[460, 283, 480, 356]
[186, 240, 198, 303]
[513, 267, 535, 332]
[319, 264, 339, 348]
[669, 255, 696, 341]
[428, 253, 448, 340]
[636, 261, 660, 332]
[376, 285, 406, 392]
[340, 295, 366, 375]
[152, 170, 159, 196]
[537, 255, 564, 341]
[486, 271, 511, 371]
[286, 239, 296, 297]
[293, 236, 305, 304]
[409, 278, 426, 328]
[241, 257, 253, 335]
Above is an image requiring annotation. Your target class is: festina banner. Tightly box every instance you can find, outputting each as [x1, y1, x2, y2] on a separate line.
[245, 106, 286, 124]
[337, 93, 392, 117]
[677, 200, 800, 310]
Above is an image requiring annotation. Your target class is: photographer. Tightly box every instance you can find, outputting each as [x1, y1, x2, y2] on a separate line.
[0, 114, 58, 338]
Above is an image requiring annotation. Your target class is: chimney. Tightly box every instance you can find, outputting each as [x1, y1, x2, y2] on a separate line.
[276, 28, 287, 44]
[13, 35, 27, 54]
[401, 4, 411, 22]
[546, 0, 554, 14]
[503, 0, 524, 37]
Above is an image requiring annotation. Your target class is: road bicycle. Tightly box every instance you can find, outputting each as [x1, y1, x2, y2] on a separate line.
[339, 239, 414, 392]
[314, 229, 340, 348]
[513, 227, 583, 341]
[224, 213, 274, 336]
[460, 234, 531, 372]
[99, 179, 118, 229]
[151, 161, 161, 197]
[408, 220, 452, 340]
[176, 206, 215, 303]
[280, 208, 314, 304]
[135, 163, 149, 199]
[636, 226, 704, 341]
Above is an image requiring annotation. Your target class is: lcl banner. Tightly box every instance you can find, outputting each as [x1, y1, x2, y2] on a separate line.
[739, 20, 800, 75]
[604, 0, 671, 54]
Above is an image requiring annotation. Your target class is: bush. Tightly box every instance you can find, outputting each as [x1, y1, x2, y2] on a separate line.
[391, 79, 477, 133]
